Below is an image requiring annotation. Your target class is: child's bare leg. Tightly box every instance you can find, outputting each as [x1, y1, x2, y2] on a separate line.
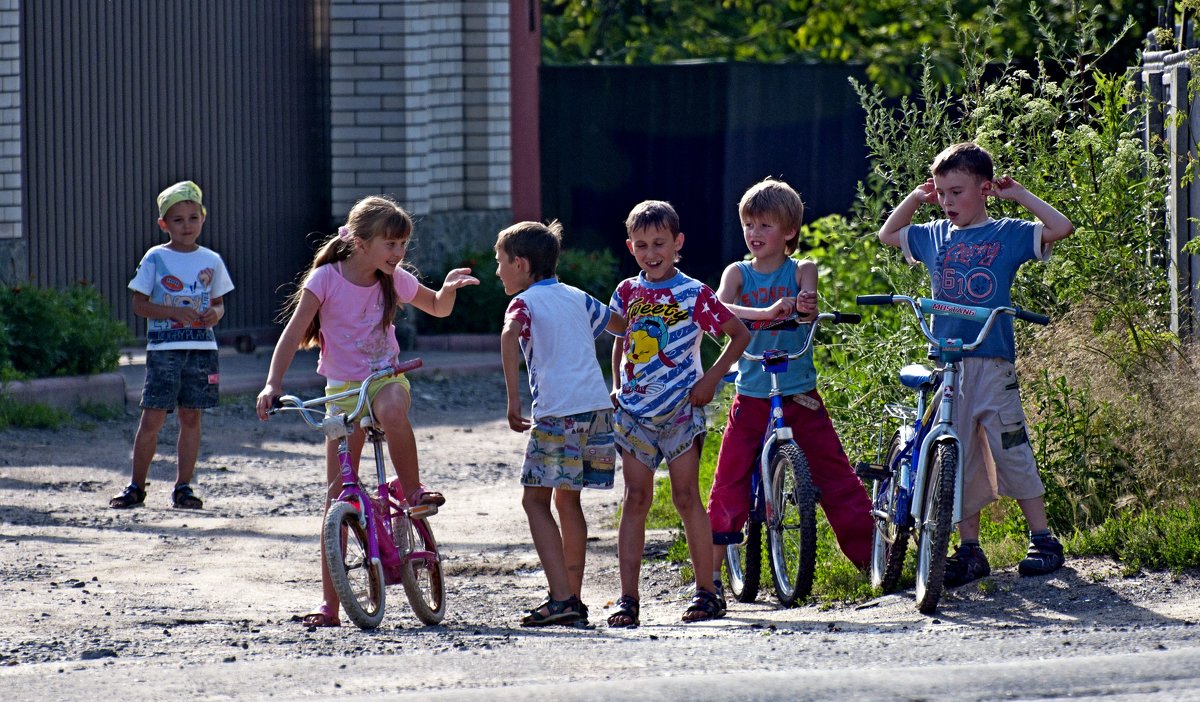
[130, 408, 168, 487]
[1017, 497, 1050, 533]
[666, 442, 715, 593]
[617, 452, 655, 599]
[956, 512, 982, 542]
[554, 488, 587, 596]
[312, 439, 347, 625]
[175, 407, 202, 485]
[373, 383, 424, 498]
[523, 487, 572, 601]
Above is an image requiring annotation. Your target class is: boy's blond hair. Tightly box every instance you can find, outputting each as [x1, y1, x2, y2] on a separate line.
[624, 200, 680, 236]
[495, 220, 563, 281]
[738, 178, 804, 254]
[931, 142, 994, 182]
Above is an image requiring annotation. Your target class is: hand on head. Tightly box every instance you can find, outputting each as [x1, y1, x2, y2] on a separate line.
[915, 179, 938, 205]
[989, 174, 1026, 200]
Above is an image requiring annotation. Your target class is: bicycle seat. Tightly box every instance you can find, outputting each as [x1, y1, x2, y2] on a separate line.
[898, 363, 939, 391]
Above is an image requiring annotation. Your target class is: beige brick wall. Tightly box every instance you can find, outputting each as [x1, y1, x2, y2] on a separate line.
[0, 0, 19, 241]
[329, 0, 511, 222]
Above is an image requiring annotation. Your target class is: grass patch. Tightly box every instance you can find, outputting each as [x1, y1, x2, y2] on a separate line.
[1069, 505, 1200, 572]
[77, 400, 125, 421]
[0, 394, 69, 429]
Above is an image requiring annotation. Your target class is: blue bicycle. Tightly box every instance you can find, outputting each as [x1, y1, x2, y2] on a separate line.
[722, 311, 860, 607]
[855, 294, 1047, 613]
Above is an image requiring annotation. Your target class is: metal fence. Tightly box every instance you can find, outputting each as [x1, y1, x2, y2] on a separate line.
[1143, 47, 1200, 337]
[22, 0, 330, 342]
[540, 62, 869, 285]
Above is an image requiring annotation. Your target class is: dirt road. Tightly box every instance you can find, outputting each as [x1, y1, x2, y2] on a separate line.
[2, 372, 1200, 700]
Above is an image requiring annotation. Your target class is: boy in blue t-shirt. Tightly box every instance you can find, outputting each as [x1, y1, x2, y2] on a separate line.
[878, 142, 1074, 586]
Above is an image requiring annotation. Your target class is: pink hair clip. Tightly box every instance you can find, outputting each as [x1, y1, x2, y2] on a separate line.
[337, 225, 354, 243]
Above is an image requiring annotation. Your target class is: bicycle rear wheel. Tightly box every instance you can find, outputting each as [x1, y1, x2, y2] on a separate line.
[870, 431, 911, 593]
[724, 517, 762, 603]
[914, 441, 957, 614]
[398, 514, 446, 625]
[323, 500, 386, 629]
[767, 442, 817, 607]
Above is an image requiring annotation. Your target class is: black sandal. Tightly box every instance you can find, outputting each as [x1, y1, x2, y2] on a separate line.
[172, 483, 204, 509]
[109, 483, 145, 509]
[606, 595, 640, 628]
[520, 594, 582, 627]
[683, 588, 726, 623]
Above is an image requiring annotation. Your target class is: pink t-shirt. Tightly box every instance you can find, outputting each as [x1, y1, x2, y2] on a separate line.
[303, 263, 420, 381]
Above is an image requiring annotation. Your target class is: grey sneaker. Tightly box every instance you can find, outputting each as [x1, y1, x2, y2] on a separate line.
[944, 544, 990, 587]
[1018, 535, 1065, 576]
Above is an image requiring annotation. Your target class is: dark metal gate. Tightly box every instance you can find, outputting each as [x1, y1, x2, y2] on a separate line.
[22, 0, 330, 341]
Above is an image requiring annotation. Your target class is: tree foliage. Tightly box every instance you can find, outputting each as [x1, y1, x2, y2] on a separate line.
[542, 0, 1160, 94]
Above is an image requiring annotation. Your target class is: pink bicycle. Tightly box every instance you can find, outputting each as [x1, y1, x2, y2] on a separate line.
[269, 360, 446, 628]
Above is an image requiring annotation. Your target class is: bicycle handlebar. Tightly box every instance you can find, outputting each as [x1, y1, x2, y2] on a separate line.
[268, 359, 424, 431]
[854, 294, 1048, 352]
[740, 311, 858, 362]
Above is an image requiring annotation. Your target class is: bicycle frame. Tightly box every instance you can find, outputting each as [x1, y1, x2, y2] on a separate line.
[271, 360, 433, 584]
[864, 295, 1047, 526]
[742, 312, 860, 528]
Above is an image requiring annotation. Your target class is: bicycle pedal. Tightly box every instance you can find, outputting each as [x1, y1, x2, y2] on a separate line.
[855, 462, 890, 481]
[407, 503, 438, 520]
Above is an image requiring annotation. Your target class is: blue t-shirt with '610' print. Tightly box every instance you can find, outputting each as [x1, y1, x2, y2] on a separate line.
[900, 217, 1050, 361]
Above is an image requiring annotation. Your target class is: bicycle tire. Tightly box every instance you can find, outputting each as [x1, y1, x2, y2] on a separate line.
[724, 517, 763, 603]
[870, 431, 911, 593]
[914, 441, 957, 614]
[398, 515, 446, 625]
[767, 442, 817, 607]
[323, 500, 386, 629]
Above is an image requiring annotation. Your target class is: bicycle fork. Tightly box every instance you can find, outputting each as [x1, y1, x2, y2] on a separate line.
[908, 366, 964, 526]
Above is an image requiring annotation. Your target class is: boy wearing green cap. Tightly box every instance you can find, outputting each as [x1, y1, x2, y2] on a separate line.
[110, 181, 235, 509]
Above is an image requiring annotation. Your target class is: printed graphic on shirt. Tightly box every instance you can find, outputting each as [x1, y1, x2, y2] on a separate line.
[611, 273, 731, 418]
[147, 267, 217, 344]
[937, 240, 1003, 304]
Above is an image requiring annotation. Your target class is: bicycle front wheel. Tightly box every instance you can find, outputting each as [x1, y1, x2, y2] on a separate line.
[398, 514, 446, 625]
[767, 442, 817, 607]
[323, 500, 386, 629]
[870, 431, 911, 593]
[724, 517, 762, 603]
[914, 441, 957, 614]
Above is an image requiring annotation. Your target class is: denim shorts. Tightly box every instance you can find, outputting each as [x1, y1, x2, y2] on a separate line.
[141, 349, 220, 410]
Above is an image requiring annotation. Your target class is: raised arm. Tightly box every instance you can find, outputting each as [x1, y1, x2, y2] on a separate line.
[879, 180, 937, 248]
[991, 175, 1074, 243]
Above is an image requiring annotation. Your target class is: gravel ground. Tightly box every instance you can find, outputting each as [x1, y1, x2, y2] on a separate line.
[2, 371, 1200, 700]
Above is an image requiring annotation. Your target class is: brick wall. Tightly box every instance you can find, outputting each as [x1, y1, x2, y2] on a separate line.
[329, 0, 511, 225]
[0, 0, 21, 280]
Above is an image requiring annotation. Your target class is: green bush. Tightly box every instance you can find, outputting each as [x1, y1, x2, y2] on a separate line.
[419, 247, 620, 334]
[0, 283, 131, 380]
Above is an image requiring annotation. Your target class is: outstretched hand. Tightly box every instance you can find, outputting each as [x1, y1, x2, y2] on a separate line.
[442, 267, 480, 290]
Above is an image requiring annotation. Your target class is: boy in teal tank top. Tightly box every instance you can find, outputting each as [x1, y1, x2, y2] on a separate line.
[706, 178, 874, 585]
